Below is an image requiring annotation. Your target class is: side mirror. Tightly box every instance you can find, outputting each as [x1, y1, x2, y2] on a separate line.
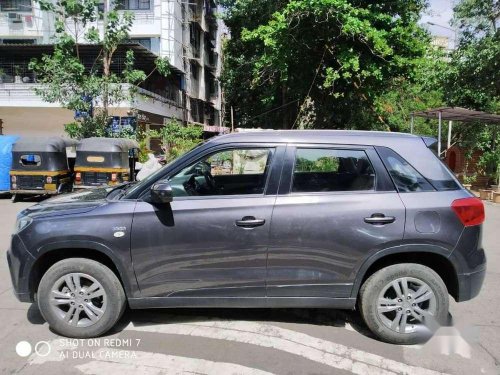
[150, 180, 173, 204]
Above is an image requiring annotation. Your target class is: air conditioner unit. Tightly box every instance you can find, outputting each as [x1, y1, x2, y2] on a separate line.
[8, 13, 22, 23]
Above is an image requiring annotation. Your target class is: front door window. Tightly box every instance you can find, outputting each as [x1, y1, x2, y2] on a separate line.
[169, 148, 273, 197]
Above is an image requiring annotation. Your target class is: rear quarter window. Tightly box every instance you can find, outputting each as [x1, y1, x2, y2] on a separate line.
[376, 146, 459, 192]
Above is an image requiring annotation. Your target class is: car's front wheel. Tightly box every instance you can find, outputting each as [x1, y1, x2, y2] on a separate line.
[37, 258, 126, 338]
[359, 263, 449, 344]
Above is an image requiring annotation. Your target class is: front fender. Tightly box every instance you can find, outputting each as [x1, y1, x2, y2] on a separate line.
[33, 240, 140, 298]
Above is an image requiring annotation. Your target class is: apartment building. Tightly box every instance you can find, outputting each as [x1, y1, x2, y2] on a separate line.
[0, 0, 226, 137]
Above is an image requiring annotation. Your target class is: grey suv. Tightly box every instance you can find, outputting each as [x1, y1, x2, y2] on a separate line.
[7, 131, 486, 344]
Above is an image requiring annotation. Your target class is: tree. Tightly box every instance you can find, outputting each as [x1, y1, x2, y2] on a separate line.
[154, 120, 203, 162]
[29, 0, 171, 139]
[443, 0, 500, 184]
[220, 0, 432, 130]
[373, 48, 447, 135]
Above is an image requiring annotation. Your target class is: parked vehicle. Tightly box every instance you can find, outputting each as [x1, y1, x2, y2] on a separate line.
[74, 138, 139, 188]
[0, 135, 19, 195]
[9, 137, 76, 201]
[7, 130, 486, 344]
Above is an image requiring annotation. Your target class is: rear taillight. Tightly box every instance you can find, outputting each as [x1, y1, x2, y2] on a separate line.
[111, 173, 117, 182]
[75, 172, 82, 183]
[451, 197, 485, 227]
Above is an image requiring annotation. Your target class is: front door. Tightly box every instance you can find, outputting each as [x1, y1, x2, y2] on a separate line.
[267, 145, 406, 298]
[131, 145, 283, 298]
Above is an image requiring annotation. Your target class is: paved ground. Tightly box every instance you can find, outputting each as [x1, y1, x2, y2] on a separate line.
[0, 197, 499, 375]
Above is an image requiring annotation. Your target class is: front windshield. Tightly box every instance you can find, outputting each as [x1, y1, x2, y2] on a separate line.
[123, 142, 206, 198]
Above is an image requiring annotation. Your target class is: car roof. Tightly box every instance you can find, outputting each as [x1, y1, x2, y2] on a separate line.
[12, 137, 78, 152]
[208, 130, 423, 147]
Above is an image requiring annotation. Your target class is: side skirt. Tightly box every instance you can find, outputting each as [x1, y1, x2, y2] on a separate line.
[128, 297, 357, 310]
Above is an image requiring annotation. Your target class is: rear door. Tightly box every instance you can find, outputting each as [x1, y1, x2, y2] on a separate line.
[267, 144, 406, 298]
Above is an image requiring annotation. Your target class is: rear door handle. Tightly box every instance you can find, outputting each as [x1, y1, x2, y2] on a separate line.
[235, 216, 266, 228]
[364, 214, 396, 225]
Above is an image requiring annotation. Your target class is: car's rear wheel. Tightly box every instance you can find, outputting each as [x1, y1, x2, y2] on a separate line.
[37, 258, 126, 338]
[359, 263, 448, 344]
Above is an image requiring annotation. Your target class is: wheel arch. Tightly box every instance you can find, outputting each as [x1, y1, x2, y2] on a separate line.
[29, 242, 138, 301]
[351, 245, 460, 302]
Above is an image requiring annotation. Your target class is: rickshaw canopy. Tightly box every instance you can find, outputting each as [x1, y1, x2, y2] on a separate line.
[76, 138, 140, 153]
[12, 137, 78, 153]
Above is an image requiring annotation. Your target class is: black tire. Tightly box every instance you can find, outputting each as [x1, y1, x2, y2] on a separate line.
[359, 263, 448, 345]
[37, 258, 126, 338]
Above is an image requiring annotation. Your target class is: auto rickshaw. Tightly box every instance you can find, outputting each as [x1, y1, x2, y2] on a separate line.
[9, 137, 77, 201]
[74, 138, 139, 188]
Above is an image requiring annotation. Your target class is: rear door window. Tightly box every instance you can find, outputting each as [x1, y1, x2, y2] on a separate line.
[292, 148, 375, 193]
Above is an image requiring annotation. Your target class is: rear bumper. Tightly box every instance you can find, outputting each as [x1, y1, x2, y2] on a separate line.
[10, 189, 58, 195]
[6, 235, 35, 303]
[451, 225, 487, 302]
[456, 266, 486, 302]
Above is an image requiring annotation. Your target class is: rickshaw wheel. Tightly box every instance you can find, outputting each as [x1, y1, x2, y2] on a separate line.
[11, 194, 19, 203]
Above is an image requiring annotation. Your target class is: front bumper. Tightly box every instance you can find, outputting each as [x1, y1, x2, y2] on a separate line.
[6, 234, 35, 303]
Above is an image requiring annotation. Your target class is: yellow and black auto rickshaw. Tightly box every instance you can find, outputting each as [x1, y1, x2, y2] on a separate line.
[10, 137, 77, 201]
[74, 138, 139, 188]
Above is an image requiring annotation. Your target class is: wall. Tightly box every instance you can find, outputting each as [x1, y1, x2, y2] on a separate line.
[0, 107, 130, 137]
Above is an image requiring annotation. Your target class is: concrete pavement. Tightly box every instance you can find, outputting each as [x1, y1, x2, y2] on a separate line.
[0, 198, 498, 375]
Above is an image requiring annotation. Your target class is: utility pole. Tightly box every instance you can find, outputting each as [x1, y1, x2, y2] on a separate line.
[231, 107, 235, 132]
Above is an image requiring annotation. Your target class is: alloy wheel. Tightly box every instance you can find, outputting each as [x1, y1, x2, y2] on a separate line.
[377, 277, 437, 334]
[49, 273, 107, 328]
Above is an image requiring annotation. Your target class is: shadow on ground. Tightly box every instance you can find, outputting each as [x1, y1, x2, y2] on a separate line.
[26, 303, 376, 340]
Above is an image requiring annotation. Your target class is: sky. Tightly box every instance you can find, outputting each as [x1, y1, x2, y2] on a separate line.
[421, 0, 456, 41]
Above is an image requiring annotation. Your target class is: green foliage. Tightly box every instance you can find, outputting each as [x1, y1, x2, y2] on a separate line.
[221, 0, 432, 129]
[443, 0, 500, 182]
[295, 156, 339, 172]
[374, 48, 447, 136]
[153, 120, 204, 161]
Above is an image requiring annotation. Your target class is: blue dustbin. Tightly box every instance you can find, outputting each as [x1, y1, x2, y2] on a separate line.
[0, 135, 20, 192]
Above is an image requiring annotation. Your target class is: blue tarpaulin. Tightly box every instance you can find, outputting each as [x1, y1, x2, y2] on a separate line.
[0, 135, 19, 192]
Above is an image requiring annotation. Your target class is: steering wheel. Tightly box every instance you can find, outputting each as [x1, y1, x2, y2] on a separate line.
[183, 175, 202, 196]
[203, 169, 217, 192]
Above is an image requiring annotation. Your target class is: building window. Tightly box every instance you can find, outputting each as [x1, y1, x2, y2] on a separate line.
[190, 22, 201, 55]
[115, 0, 150, 10]
[0, 0, 32, 12]
[190, 62, 199, 80]
[1, 38, 35, 44]
[130, 38, 151, 51]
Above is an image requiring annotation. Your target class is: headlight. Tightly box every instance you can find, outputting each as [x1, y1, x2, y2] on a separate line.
[14, 216, 33, 234]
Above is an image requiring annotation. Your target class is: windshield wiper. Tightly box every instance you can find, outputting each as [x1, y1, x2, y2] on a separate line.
[115, 182, 137, 199]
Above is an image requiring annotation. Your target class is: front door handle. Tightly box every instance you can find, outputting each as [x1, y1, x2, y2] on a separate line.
[364, 214, 396, 225]
[235, 216, 266, 228]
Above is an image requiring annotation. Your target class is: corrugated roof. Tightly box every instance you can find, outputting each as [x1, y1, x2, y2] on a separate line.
[412, 107, 500, 123]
